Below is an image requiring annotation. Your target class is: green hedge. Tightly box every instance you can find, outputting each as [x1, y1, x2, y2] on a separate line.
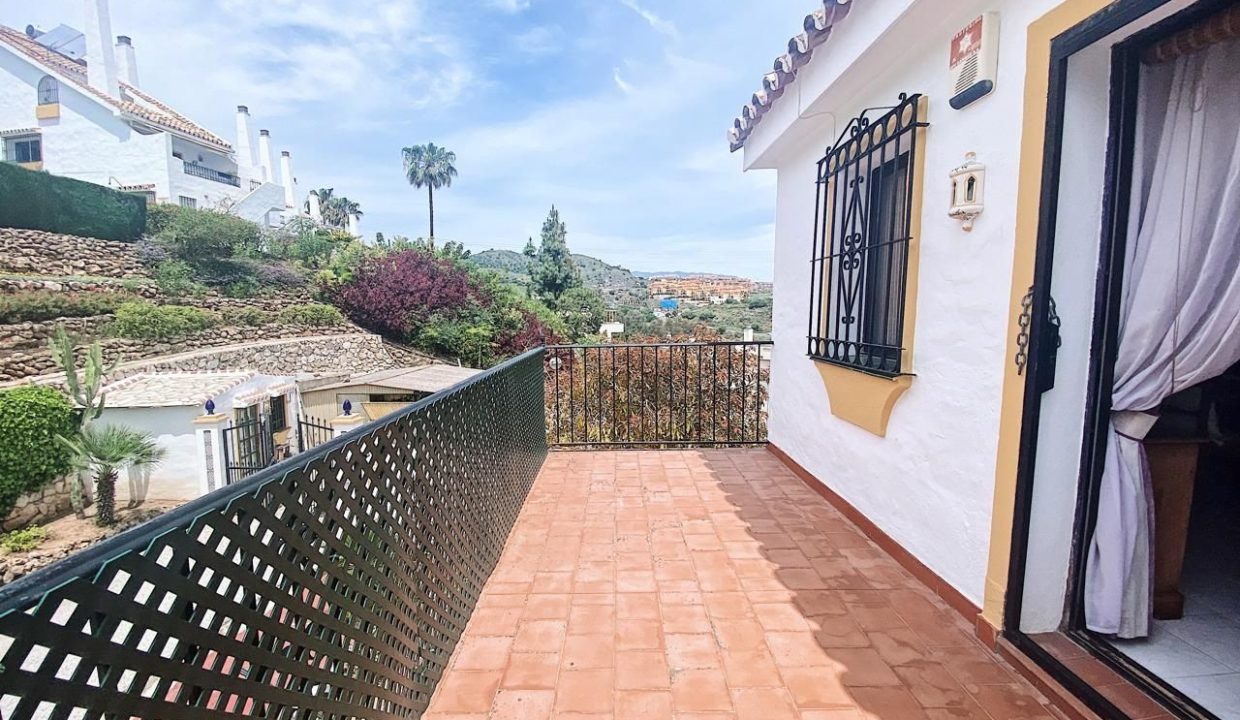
[0, 386, 76, 518]
[277, 303, 345, 327]
[0, 163, 147, 242]
[0, 291, 137, 324]
[109, 301, 218, 341]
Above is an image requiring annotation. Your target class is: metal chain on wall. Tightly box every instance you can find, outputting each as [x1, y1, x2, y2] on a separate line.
[0, 349, 548, 720]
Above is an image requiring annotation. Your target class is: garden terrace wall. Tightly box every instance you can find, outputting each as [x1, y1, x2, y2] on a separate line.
[0, 229, 147, 278]
[0, 317, 113, 352]
[0, 277, 158, 298]
[0, 326, 378, 382]
[0, 476, 73, 533]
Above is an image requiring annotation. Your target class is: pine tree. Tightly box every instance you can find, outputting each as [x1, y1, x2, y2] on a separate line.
[522, 237, 537, 258]
[532, 206, 580, 305]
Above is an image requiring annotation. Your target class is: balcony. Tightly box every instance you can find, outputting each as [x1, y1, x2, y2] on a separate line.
[182, 160, 241, 187]
[0, 344, 1053, 719]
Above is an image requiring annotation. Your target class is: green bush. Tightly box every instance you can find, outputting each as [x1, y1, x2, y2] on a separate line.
[109, 302, 218, 341]
[221, 306, 269, 327]
[0, 525, 48, 553]
[152, 260, 205, 297]
[0, 386, 76, 518]
[146, 204, 261, 262]
[0, 291, 136, 324]
[0, 163, 146, 242]
[277, 303, 345, 327]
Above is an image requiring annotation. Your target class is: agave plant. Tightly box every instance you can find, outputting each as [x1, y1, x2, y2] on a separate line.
[57, 425, 165, 526]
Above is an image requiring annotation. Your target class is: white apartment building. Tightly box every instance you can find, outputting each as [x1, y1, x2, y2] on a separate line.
[0, 0, 309, 227]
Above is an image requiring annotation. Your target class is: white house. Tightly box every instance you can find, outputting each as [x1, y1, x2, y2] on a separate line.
[737, 0, 1240, 716]
[0, 0, 309, 227]
[98, 371, 300, 501]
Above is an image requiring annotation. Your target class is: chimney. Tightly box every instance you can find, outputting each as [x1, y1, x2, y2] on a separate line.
[114, 35, 138, 87]
[308, 191, 323, 222]
[257, 129, 275, 183]
[280, 151, 296, 208]
[234, 106, 256, 181]
[347, 213, 360, 237]
[84, 0, 120, 98]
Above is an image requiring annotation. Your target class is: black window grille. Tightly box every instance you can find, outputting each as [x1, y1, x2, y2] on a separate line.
[269, 394, 288, 432]
[808, 93, 927, 376]
[37, 75, 58, 104]
[6, 136, 41, 164]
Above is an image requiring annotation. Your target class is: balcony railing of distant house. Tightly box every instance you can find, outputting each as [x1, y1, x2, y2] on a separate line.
[545, 341, 772, 447]
[182, 160, 241, 187]
[0, 349, 547, 720]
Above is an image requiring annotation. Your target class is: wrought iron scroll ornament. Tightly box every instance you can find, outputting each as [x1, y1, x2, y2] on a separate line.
[808, 93, 927, 376]
[1015, 286, 1063, 377]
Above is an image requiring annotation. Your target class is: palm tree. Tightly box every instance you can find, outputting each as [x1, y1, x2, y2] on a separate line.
[57, 425, 165, 526]
[324, 197, 363, 229]
[402, 143, 458, 239]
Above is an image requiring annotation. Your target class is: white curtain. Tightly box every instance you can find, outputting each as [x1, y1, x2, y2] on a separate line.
[1085, 37, 1240, 638]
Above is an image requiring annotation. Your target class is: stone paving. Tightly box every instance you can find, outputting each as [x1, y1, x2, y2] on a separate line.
[424, 449, 1062, 719]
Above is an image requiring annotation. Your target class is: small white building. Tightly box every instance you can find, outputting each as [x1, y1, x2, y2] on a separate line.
[98, 371, 298, 501]
[0, 0, 307, 226]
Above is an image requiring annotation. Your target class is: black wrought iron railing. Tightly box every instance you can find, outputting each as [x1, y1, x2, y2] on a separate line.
[545, 341, 772, 447]
[0, 349, 547, 720]
[183, 160, 241, 187]
[297, 413, 334, 453]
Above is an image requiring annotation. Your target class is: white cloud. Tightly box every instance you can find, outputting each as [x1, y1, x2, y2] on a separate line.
[512, 26, 560, 57]
[489, 0, 531, 12]
[612, 67, 633, 94]
[616, 0, 679, 41]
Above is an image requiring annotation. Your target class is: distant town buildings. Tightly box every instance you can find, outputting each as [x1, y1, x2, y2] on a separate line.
[647, 276, 760, 302]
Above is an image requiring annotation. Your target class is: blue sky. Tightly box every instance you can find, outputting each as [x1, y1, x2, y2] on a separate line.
[4, 0, 814, 280]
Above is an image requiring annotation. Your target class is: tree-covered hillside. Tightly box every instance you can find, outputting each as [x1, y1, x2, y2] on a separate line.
[469, 249, 647, 306]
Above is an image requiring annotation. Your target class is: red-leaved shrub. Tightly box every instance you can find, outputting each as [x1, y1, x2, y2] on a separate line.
[333, 250, 487, 340]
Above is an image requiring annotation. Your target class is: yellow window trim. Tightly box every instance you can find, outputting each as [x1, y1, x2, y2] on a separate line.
[815, 94, 929, 437]
[35, 103, 60, 120]
[980, 0, 1114, 631]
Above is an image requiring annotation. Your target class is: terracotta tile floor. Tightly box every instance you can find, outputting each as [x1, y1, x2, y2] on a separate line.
[424, 449, 1061, 719]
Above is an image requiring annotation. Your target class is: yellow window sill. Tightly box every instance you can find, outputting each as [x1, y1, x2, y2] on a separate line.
[814, 359, 913, 437]
[36, 103, 60, 119]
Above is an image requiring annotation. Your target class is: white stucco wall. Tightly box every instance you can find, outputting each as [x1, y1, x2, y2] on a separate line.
[757, 0, 1064, 605]
[0, 48, 173, 194]
[1, 46, 258, 210]
[96, 374, 297, 503]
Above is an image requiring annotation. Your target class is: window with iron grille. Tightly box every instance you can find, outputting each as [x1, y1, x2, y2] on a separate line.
[269, 394, 288, 432]
[808, 93, 928, 376]
[37, 75, 58, 105]
[4, 135, 41, 164]
[178, 195, 197, 209]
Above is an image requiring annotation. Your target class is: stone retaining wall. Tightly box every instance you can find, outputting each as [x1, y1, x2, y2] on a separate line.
[0, 316, 113, 352]
[0, 228, 147, 278]
[0, 277, 158, 297]
[1, 476, 74, 532]
[0, 324, 370, 382]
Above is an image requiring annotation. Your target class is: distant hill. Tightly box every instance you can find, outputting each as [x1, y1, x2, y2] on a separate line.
[469, 250, 647, 306]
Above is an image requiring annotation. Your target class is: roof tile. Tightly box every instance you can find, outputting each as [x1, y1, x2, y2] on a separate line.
[729, 0, 855, 152]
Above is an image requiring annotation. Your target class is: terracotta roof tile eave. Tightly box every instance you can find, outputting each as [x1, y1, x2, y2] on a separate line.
[728, 0, 855, 152]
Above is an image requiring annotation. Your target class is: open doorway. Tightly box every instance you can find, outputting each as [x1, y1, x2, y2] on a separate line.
[1006, 0, 1240, 718]
[1110, 367, 1240, 715]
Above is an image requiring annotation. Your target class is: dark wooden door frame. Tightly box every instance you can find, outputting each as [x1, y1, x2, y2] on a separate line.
[1001, 1, 1237, 718]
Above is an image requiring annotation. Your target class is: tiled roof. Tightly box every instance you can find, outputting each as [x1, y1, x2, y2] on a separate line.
[0, 25, 232, 151]
[101, 371, 255, 408]
[728, 0, 855, 152]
